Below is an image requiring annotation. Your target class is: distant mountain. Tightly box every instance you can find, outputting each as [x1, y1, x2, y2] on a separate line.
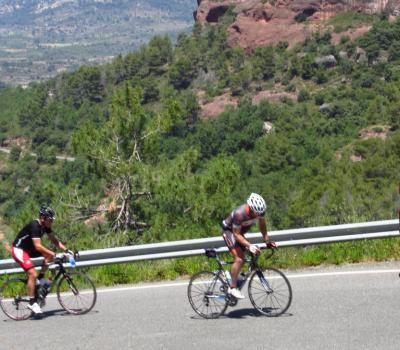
[0, 0, 197, 86]
[0, 0, 195, 24]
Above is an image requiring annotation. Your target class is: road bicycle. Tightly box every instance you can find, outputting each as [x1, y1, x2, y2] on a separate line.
[188, 246, 292, 318]
[0, 252, 97, 320]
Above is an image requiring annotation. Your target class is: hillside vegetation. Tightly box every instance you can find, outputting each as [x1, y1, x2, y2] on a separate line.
[0, 12, 399, 281]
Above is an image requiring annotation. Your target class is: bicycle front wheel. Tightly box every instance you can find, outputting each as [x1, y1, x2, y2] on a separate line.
[187, 271, 228, 319]
[56, 271, 97, 315]
[0, 278, 32, 321]
[248, 267, 292, 317]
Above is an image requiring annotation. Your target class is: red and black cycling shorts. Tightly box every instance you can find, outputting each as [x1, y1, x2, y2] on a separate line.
[12, 246, 35, 271]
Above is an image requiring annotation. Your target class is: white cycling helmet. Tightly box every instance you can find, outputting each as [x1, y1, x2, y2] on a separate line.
[247, 193, 267, 215]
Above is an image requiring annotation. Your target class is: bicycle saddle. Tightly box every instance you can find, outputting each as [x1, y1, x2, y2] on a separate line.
[205, 248, 217, 258]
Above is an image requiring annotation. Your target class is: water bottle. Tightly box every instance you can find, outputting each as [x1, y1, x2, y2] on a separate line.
[45, 278, 52, 289]
[39, 277, 51, 296]
[42, 284, 50, 298]
[225, 270, 232, 285]
[40, 278, 52, 288]
[36, 283, 46, 300]
[68, 253, 76, 268]
[237, 272, 246, 289]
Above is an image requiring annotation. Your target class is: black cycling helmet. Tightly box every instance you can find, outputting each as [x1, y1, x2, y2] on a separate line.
[39, 206, 55, 220]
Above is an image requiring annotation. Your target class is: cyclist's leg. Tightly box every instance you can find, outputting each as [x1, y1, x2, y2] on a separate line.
[26, 268, 37, 301]
[230, 246, 245, 288]
[222, 230, 245, 288]
[37, 254, 52, 281]
[11, 247, 37, 300]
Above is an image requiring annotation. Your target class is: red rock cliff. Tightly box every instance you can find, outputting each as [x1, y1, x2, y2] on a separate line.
[194, 0, 400, 50]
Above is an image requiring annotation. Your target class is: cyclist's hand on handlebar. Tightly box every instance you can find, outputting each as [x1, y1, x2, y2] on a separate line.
[265, 241, 277, 249]
[249, 245, 260, 255]
[65, 249, 74, 257]
[55, 252, 65, 260]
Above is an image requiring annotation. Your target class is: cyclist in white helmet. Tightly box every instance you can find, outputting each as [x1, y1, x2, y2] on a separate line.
[221, 193, 277, 299]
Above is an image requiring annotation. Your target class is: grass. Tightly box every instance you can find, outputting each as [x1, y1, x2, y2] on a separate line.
[327, 12, 377, 33]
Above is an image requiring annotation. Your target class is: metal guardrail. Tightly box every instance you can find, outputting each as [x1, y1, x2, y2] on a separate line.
[0, 219, 398, 275]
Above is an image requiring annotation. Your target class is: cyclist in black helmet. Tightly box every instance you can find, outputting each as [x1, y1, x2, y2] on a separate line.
[10, 206, 70, 314]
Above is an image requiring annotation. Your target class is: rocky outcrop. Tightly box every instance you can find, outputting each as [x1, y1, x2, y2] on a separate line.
[359, 125, 390, 140]
[197, 91, 239, 118]
[252, 89, 297, 104]
[1, 136, 30, 149]
[195, 0, 400, 50]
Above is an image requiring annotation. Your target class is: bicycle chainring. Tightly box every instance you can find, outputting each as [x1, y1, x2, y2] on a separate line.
[226, 294, 238, 306]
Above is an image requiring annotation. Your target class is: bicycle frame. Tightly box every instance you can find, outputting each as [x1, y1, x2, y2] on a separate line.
[47, 261, 71, 293]
[1, 251, 97, 320]
[210, 249, 269, 291]
[14, 258, 76, 305]
[204, 247, 277, 302]
[189, 247, 292, 318]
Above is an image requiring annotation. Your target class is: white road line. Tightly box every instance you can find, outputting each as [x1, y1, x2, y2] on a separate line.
[95, 268, 400, 294]
[286, 269, 400, 279]
[97, 282, 189, 293]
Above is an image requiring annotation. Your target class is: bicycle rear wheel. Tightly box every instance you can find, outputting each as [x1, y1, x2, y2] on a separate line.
[248, 267, 292, 317]
[187, 271, 228, 319]
[56, 271, 97, 315]
[0, 278, 32, 321]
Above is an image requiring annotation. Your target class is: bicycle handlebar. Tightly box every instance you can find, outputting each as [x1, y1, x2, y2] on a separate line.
[205, 245, 276, 265]
[259, 245, 275, 260]
[51, 251, 79, 266]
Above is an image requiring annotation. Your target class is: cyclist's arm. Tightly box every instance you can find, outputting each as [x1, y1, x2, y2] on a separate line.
[259, 217, 277, 248]
[32, 238, 56, 259]
[0, 232, 11, 253]
[47, 233, 67, 252]
[259, 217, 270, 242]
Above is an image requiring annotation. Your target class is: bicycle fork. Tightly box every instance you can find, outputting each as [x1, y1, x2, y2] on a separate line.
[256, 270, 273, 294]
[64, 276, 79, 295]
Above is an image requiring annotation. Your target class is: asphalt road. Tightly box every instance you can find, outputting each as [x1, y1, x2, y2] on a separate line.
[1, 262, 400, 350]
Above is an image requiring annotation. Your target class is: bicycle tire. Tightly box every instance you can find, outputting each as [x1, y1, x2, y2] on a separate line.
[0, 278, 32, 321]
[187, 271, 228, 319]
[56, 271, 97, 315]
[248, 267, 292, 317]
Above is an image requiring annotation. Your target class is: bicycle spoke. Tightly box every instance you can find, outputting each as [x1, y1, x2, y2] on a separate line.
[0, 279, 32, 321]
[248, 267, 292, 317]
[57, 272, 97, 315]
[188, 271, 228, 319]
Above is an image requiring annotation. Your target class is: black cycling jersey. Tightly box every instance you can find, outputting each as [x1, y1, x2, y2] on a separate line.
[13, 220, 52, 255]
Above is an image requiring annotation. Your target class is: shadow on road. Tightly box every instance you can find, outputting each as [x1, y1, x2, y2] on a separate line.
[31, 308, 70, 320]
[189, 308, 293, 320]
[1, 308, 99, 322]
[225, 308, 293, 319]
[31, 308, 100, 320]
